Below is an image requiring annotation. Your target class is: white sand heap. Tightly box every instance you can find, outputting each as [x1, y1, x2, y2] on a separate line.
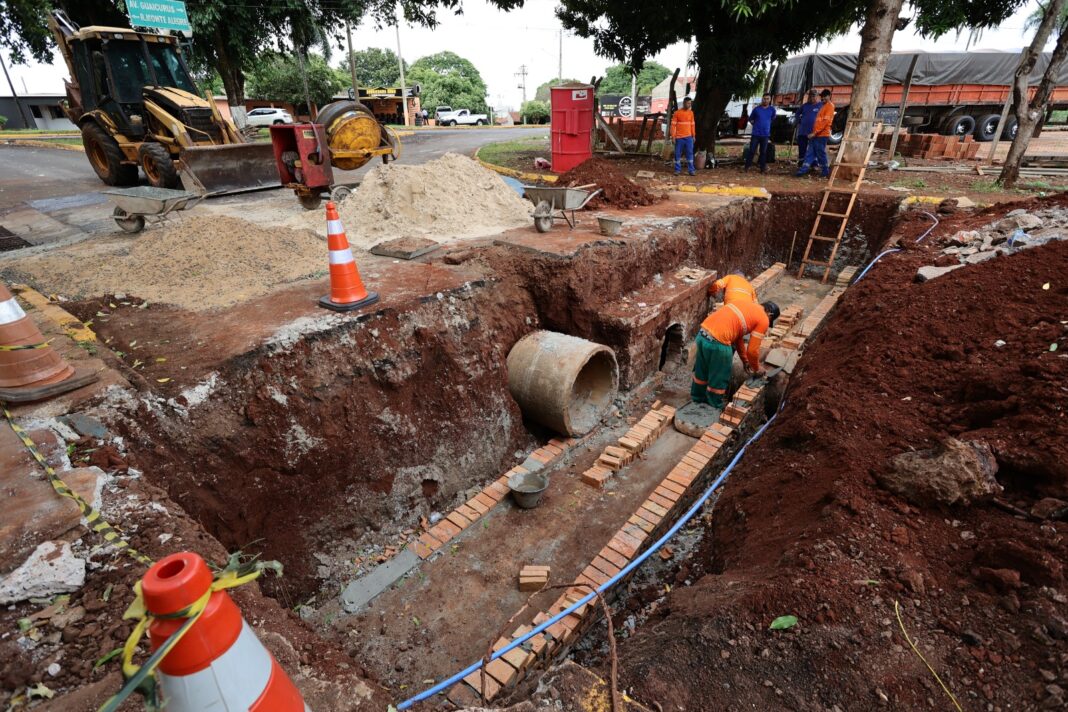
[8, 215, 325, 311]
[326, 152, 531, 249]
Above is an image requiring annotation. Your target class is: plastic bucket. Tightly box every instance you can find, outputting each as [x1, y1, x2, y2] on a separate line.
[598, 217, 623, 236]
[508, 470, 549, 509]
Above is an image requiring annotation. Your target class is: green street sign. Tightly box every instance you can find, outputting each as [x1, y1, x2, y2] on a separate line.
[127, 0, 192, 34]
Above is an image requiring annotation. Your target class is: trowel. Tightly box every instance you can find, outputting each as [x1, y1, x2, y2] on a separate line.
[746, 364, 784, 387]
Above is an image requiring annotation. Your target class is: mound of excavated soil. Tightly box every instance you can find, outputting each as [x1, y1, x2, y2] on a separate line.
[612, 195, 1068, 711]
[7, 215, 325, 310]
[558, 157, 663, 209]
[322, 153, 531, 249]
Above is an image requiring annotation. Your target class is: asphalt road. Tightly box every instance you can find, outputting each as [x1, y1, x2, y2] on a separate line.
[0, 127, 548, 213]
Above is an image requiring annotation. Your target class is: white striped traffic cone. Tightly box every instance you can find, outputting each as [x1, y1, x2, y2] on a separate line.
[318, 201, 379, 312]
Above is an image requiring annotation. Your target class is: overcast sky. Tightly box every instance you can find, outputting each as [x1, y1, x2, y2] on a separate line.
[1, 0, 1049, 109]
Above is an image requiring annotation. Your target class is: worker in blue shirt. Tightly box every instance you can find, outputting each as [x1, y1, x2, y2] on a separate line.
[745, 94, 777, 173]
[794, 89, 821, 166]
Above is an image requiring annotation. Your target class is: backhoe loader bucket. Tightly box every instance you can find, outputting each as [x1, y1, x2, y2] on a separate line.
[178, 142, 279, 196]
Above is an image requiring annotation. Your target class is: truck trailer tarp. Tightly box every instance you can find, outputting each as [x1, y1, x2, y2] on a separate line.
[771, 50, 1068, 95]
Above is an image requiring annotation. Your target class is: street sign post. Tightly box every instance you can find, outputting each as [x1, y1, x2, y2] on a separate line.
[127, 0, 192, 34]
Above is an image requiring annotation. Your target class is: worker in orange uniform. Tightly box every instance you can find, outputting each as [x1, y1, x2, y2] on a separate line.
[671, 96, 696, 176]
[709, 272, 757, 305]
[691, 300, 780, 409]
[796, 89, 834, 178]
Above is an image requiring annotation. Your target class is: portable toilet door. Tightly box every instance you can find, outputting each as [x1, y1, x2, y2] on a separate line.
[550, 84, 594, 173]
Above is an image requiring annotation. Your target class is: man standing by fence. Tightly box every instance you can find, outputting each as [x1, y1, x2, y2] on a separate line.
[671, 96, 696, 176]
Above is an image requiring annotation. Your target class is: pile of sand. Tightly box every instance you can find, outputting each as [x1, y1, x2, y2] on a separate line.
[8, 215, 326, 311]
[323, 153, 531, 248]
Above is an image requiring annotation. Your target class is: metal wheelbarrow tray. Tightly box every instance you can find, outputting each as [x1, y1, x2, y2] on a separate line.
[103, 186, 204, 234]
[523, 185, 603, 233]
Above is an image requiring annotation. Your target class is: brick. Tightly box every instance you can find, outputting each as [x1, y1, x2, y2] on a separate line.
[648, 491, 675, 510]
[543, 443, 564, 456]
[494, 637, 535, 672]
[618, 436, 642, 453]
[447, 682, 485, 708]
[463, 670, 501, 701]
[591, 555, 622, 577]
[514, 627, 549, 658]
[654, 484, 681, 503]
[580, 565, 610, 588]
[473, 492, 497, 510]
[530, 449, 553, 463]
[520, 577, 548, 591]
[581, 469, 610, 489]
[658, 404, 677, 418]
[456, 503, 482, 522]
[521, 564, 551, 574]
[667, 470, 695, 488]
[484, 657, 519, 688]
[484, 480, 510, 501]
[407, 538, 434, 559]
[608, 534, 637, 559]
[548, 437, 568, 448]
[429, 520, 461, 543]
[604, 445, 630, 460]
[599, 546, 630, 569]
[619, 524, 648, 546]
[598, 453, 625, 471]
[682, 453, 708, 469]
[628, 513, 657, 533]
[466, 496, 491, 515]
[642, 499, 670, 519]
[574, 572, 600, 591]
[546, 618, 575, 644]
[419, 531, 444, 551]
[659, 478, 687, 496]
[691, 441, 717, 458]
[446, 510, 472, 530]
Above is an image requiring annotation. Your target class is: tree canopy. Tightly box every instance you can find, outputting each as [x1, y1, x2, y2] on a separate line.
[340, 47, 408, 87]
[534, 77, 581, 102]
[597, 61, 671, 95]
[246, 53, 343, 111]
[520, 99, 550, 123]
[408, 51, 489, 112]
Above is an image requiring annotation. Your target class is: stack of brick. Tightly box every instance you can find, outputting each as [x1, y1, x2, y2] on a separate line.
[835, 265, 858, 288]
[750, 262, 786, 296]
[780, 334, 805, 351]
[519, 565, 550, 591]
[876, 131, 981, 160]
[777, 305, 804, 329]
[408, 437, 577, 560]
[582, 403, 676, 489]
[796, 288, 846, 337]
[720, 402, 750, 427]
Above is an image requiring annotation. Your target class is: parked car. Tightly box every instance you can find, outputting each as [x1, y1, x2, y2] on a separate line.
[246, 107, 293, 127]
[436, 108, 489, 126]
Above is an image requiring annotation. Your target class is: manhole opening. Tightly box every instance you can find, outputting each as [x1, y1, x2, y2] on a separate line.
[659, 323, 685, 371]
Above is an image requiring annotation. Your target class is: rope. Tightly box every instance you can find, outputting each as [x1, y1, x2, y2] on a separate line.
[894, 600, 963, 712]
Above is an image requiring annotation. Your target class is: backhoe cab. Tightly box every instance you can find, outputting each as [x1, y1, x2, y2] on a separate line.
[49, 10, 275, 194]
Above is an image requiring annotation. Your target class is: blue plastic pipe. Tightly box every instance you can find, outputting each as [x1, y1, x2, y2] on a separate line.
[854, 210, 939, 283]
[397, 402, 786, 709]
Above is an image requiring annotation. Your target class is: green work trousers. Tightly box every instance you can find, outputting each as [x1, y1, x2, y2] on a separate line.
[690, 333, 733, 408]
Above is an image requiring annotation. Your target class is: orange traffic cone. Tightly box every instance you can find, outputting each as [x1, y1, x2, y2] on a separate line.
[142, 552, 308, 711]
[318, 201, 379, 312]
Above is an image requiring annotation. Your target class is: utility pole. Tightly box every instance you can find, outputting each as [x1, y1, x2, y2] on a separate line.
[630, 71, 637, 120]
[0, 52, 32, 129]
[558, 30, 563, 81]
[295, 47, 314, 120]
[395, 22, 410, 126]
[516, 65, 528, 104]
[345, 19, 359, 103]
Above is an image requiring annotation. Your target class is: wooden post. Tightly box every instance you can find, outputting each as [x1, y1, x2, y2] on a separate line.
[886, 53, 918, 163]
[663, 68, 681, 159]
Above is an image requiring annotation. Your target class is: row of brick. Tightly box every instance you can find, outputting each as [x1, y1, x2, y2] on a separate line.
[447, 415, 743, 707]
[408, 436, 578, 560]
[581, 403, 677, 489]
[835, 265, 858, 288]
[767, 303, 805, 341]
[750, 261, 787, 296]
[795, 288, 845, 338]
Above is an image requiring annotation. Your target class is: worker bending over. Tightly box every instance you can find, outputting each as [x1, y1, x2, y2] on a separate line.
[671, 97, 696, 176]
[710, 273, 757, 305]
[691, 300, 780, 409]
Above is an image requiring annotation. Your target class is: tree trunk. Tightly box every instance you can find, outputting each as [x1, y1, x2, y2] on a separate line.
[838, 0, 905, 178]
[1000, 0, 1068, 188]
[693, 71, 729, 155]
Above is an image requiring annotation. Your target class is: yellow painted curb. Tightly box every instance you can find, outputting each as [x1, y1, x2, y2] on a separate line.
[676, 184, 770, 199]
[1, 139, 84, 152]
[13, 285, 97, 343]
[473, 147, 558, 184]
[902, 195, 945, 205]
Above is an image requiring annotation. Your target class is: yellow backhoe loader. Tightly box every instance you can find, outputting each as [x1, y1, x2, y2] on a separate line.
[49, 10, 276, 195]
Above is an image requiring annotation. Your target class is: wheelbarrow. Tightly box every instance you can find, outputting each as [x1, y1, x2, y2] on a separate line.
[103, 186, 204, 234]
[523, 184, 602, 233]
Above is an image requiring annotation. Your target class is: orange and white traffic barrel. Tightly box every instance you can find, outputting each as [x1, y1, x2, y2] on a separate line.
[318, 201, 379, 312]
[142, 552, 309, 711]
[0, 282, 74, 389]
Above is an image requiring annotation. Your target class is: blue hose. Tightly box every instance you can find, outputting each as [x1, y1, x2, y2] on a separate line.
[397, 401, 786, 709]
[853, 210, 939, 283]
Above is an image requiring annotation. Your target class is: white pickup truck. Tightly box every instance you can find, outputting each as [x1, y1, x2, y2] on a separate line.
[436, 108, 489, 126]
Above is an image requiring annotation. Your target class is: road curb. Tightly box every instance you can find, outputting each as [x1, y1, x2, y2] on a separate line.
[13, 284, 97, 344]
[473, 146, 557, 184]
[1, 139, 84, 152]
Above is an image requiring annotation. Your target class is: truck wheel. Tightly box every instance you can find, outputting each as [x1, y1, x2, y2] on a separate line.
[974, 114, 1002, 142]
[476, 119, 485, 125]
[138, 143, 180, 189]
[944, 115, 975, 140]
[1002, 117, 1019, 140]
[82, 122, 137, 186]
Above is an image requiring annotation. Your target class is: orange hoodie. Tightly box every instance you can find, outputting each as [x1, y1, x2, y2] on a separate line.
[700, 300, 769, 371]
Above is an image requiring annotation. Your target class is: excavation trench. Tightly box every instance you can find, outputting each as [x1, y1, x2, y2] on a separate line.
[88, 190, 899, 618]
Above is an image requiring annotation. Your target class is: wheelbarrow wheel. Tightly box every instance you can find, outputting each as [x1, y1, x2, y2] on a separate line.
[533, 200, 553, 233]
[298, 193, 323, 211]
[113, 207, 145, 234]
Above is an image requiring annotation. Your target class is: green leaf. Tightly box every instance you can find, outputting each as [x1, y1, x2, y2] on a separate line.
[94, 647, 123, 669]
[769, 615, 798, 630]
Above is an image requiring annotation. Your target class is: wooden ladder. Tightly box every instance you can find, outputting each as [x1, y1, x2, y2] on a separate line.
[796, 118, 883, 283]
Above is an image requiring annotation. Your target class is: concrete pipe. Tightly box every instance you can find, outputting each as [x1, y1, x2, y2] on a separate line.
[507, 331, 619, 437]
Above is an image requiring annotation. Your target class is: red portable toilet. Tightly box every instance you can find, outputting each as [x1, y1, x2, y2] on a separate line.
[550, 84, 594, 173]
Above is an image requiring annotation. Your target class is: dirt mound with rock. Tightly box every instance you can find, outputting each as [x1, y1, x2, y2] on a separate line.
[324, 152, 531, 249]
[5, 215, 326, 311]
[558, 157, 663, 209]
[610, 194, 1068, 710]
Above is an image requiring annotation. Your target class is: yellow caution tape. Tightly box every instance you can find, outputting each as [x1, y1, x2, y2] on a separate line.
[1, 404, 153, 566]
[0, 340, 52, 351]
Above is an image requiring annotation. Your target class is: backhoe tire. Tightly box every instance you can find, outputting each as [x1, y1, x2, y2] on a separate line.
[138, 143, 180, 189]
[82, 122, 137, 186]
